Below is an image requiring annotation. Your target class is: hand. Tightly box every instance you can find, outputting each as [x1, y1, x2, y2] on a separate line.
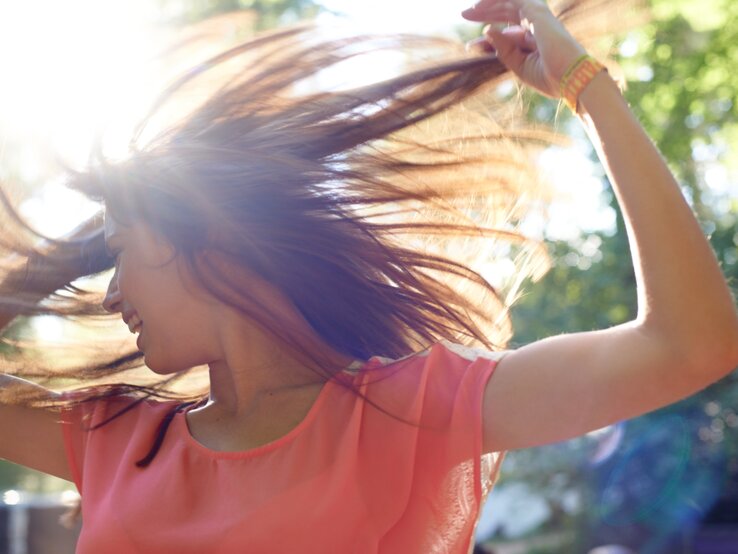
[461, 0, 588, 100]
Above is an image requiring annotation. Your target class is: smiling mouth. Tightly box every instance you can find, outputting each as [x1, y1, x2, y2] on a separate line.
[136, 324, 144, 348]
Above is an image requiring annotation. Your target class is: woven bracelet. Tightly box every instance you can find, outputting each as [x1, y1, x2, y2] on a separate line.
[560, 54, 607, 114]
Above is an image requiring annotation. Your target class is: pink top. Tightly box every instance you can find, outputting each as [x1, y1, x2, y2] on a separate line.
[59, 340, 508, 553]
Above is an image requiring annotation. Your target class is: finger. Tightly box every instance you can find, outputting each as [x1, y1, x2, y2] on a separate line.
[522, 29, 538, 52]
[487, 25, 527, 47]
[485, 26, 529, 69]
[467, 0, 556, 31]
[462, 4, 520, 24]
[501, 0, 586, 74]
[465, 36, 496, 55]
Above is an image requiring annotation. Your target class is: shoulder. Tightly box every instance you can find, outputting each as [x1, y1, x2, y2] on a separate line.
[362, 340, 507, 381]
[61, 391, 183, 429]
[435, 340, 510, 364]
[360, 341, 507, 419]
[363, 339, 504, 366]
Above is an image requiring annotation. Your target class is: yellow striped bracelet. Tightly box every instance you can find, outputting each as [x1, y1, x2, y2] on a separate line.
[560, 54, 607, 114]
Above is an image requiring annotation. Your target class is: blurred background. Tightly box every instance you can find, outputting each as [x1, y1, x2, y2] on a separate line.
[0, 0, 737, 552]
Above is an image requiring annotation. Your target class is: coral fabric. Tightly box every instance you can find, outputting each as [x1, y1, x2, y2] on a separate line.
[59, 340, 508, 553]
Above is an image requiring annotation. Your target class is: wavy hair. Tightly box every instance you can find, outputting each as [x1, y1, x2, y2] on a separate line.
[0, 0, 647, 468]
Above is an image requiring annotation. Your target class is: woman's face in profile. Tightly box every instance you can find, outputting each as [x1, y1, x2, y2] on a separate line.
[101, 213, 219, 374]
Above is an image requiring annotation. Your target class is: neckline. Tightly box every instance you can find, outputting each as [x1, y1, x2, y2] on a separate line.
[176, 364, 365, 459]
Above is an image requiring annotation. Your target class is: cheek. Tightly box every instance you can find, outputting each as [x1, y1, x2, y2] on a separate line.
[127, 257, 213, 352]
[142, 319, 214, 374]
[119, 256, 171, 306]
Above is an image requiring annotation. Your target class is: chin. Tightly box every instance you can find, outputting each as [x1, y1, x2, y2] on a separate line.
[143, 354, 185, 375]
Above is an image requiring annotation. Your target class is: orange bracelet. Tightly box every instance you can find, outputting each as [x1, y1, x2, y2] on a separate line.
[560, 54, 607, 114]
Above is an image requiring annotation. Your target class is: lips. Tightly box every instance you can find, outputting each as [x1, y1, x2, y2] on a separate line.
[126, 314, 143, 334]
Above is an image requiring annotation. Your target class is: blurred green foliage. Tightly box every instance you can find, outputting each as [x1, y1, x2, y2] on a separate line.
[491, 0, 738, 550]
[512, 0, 738, 343]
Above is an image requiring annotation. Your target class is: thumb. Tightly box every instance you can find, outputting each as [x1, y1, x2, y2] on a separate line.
[485, 25, 528, 71]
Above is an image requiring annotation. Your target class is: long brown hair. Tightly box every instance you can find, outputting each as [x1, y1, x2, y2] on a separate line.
[0, 0, 647, 467]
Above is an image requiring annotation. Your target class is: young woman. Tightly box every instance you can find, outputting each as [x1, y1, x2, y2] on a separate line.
[0, 0, 736, 552]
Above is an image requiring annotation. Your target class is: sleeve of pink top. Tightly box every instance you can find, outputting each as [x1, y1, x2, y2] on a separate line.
[365, 340, 509, 552]
[58, 392, 100, 495]
[421, 340, 508, 505]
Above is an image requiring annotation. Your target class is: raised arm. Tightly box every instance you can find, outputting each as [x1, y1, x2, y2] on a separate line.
[461, 0, 738, 452]
[0, 216, 105, 482]
[0, 248, 72, 481]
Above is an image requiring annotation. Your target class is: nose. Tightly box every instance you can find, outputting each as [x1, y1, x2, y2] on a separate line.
[102, 275, 122, 314]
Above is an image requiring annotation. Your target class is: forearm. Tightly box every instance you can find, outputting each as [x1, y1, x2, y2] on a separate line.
[576, 71, 738, 363]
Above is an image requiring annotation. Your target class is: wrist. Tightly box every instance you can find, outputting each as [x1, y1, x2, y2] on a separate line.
[559, 55, 607, 114]
[576, 71, 625, 118]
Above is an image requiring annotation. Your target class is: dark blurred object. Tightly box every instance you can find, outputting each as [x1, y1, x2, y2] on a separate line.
[0, 493, 80, 554]
[0, 507, 7, 551]
[692, 479, 738, 554]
